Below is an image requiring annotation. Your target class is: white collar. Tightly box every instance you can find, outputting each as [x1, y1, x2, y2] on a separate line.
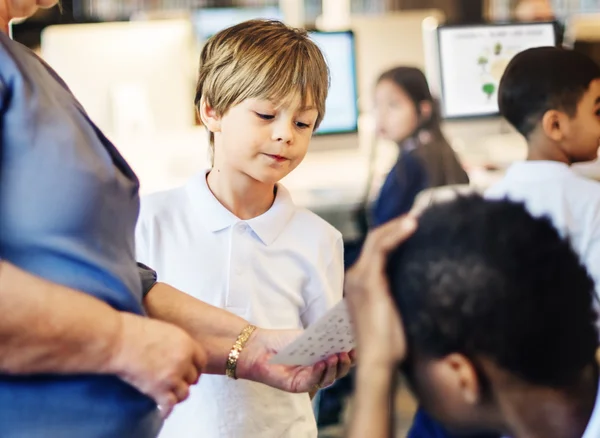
[186, 170, 296, 246]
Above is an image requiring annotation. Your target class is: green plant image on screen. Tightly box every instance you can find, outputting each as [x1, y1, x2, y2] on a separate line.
[494, 42, 502, 56]
[477, 56, 488, 73]
[482, 82, 496, 100]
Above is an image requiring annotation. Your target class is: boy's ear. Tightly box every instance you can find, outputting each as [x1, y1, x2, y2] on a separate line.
[199, 97, 222, 133]
[443, 353, 482, 406]
[541, 109, 569, 142]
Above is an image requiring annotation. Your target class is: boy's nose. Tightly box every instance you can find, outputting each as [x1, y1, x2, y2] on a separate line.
[272, 121, 294, 144]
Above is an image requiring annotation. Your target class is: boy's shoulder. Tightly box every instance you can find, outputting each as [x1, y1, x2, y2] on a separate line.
[487, 161, 600, 197]
[274, 183, 342, 244]
[285, 204, 343, 246]
[485, 162, 600, 228]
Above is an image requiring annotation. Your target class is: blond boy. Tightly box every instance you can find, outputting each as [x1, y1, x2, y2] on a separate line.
[135, 20, 343, 438]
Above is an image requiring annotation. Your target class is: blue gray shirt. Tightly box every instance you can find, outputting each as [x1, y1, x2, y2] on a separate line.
[0, 33, 162, 437]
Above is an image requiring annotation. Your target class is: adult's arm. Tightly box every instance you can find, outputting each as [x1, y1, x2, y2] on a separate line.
[0, 260, 125, 374]
[0, 260, 206, 417]
[143, 282, 247, 375]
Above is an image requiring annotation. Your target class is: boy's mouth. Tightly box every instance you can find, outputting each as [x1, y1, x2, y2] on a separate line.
[264, 154, 289, 163]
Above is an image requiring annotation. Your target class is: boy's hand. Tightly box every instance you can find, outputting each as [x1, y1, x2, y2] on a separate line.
[345, 216, 417, 368]
[236, 328, 354, 393]
[106, 312, 207, 418]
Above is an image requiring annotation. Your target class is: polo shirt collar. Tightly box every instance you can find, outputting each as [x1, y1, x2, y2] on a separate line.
[186, 170, 295, 246]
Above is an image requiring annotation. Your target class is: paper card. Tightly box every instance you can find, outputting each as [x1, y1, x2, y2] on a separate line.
[270, 299, 355, 366]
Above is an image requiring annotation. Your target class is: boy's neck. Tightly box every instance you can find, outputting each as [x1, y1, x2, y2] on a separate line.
[526, 136, 572, 165]
[499, 365, 598, 438]
[206, 166, 276, 220]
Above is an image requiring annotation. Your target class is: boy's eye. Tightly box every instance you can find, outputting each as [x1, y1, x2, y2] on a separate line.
[595, 108, 600, 116]
[296, 121, 311, 129]
[256, 112, 275, 120]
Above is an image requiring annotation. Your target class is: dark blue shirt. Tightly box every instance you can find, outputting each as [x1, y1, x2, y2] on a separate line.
[408, 408, 500, 438]
[345, 138, 469, 268]
[373, 138, 470, 227]
[372, 147, 429, 227]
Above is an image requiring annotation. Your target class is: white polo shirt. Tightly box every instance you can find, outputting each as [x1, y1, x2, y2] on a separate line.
[135, 170, 344, 438]
[486, 161, 600, 301]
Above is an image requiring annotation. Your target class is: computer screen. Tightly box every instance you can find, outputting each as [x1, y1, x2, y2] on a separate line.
[437, 22, 556, 119]
[41, 20, 197, 138]
[309, 31, 359, 135]
[192, 7, 283, 42]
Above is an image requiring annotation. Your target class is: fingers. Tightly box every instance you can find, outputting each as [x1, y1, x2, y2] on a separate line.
[157, 392, 178, 419]
[345, 216, 417, 300]
[335, 352, 352, 380]
[184, 365, 200, 385]
[171, 381, 191, 403]
[304, 361, 326, 391]
[360, 216, 417, 265]
[320, 355, 340, 388]
[157, 379, 192, 419]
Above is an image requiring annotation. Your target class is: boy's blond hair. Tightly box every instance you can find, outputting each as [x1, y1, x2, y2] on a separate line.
[194, 19, 330, 154]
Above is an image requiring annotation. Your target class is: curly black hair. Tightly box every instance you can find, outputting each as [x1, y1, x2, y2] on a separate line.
[388, 195, 598, 388]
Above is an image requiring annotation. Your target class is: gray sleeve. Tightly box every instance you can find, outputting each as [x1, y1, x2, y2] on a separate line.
[137, 262, 157, 297]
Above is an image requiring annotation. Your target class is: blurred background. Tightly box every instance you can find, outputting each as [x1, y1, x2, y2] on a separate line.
[13, 1, 600, 435]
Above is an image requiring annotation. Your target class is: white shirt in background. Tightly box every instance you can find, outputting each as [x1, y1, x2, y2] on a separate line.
[136, 170, 344, 438]
[485, 161, 600, 302]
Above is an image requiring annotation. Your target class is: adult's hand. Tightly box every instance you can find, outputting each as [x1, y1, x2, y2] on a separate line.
[236, 328, 354, 393]
[345, 215, 417, 368]
[107, 313, 207, 418]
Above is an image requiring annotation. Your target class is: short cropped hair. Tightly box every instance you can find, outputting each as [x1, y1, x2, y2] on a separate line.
[195, 19, 329, 149]
[499, 47, 600, 138]
[388, 195, 598, 388]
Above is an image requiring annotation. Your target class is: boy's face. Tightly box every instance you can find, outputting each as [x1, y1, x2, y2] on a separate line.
[211, 93, 318, 185]
[562, 79, 600, 163]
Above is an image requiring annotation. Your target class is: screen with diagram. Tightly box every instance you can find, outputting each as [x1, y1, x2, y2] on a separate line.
[438, 22, 556, 118]
[309, 31, 359, 135]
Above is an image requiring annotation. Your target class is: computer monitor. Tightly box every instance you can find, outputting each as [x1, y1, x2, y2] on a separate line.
[437, 22, 557, 119]
[41, 20, 197, 138]
[351, 9, 446, 113]
[309, 30, 359, 136]
[192, 7, 283, 43]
